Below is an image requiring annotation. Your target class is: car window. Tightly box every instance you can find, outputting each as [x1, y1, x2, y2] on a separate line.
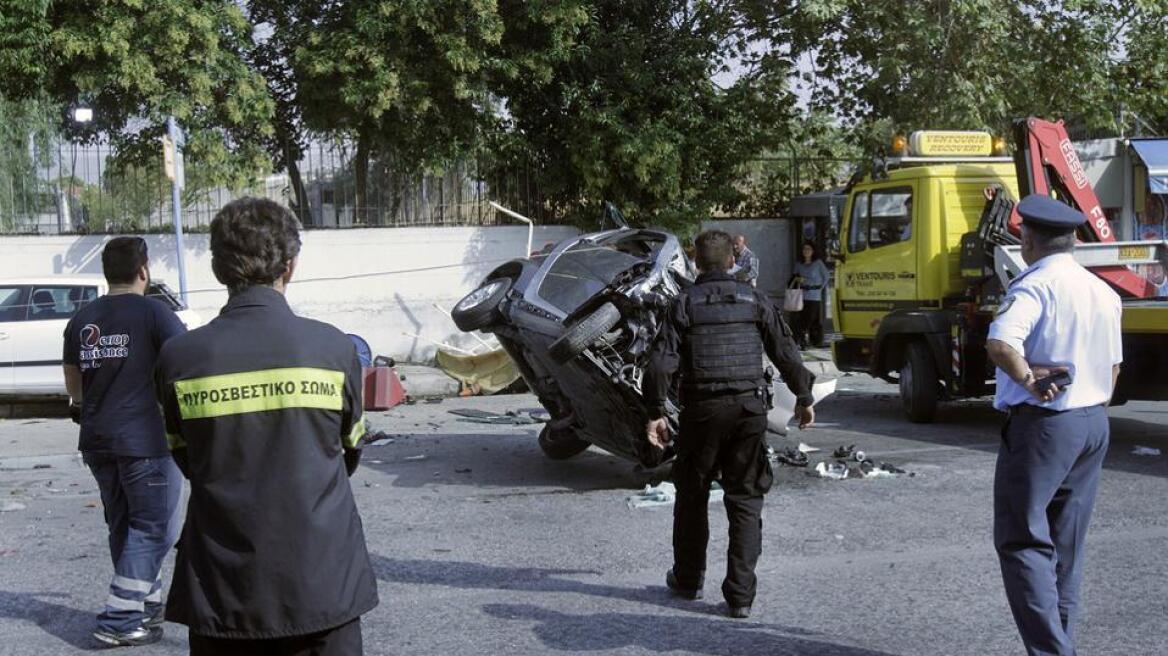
[868, 187, 913, 249]
[847, 191, 869, 253]
[538, 242, 643, 315]
[27, 286, 97, 321]
[0, 286, 30, 323]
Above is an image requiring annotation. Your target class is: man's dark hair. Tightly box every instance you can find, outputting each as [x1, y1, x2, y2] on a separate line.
[101, 237, 148, 285]
[1024, 224, 1076, 256]
[695, 230, 734, 272]
[210, 198, 302, 293]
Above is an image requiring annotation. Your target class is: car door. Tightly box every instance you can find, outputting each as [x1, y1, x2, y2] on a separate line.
[0, 285, 30, 393]
[9, 285, 99, 393]
[835, 184, 918, 339]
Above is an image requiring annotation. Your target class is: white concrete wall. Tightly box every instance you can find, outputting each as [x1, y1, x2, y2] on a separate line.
[0, 225, 579, 363]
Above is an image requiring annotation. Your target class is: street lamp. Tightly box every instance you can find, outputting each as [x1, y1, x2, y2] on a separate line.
[73, 107, 93, 123]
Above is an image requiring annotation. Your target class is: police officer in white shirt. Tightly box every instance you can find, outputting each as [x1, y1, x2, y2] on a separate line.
[986, 194, 1123, 656]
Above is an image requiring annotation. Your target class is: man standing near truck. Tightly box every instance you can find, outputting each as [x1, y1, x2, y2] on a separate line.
[986, 194, 1122, 656]
[156, 198, 378, 655]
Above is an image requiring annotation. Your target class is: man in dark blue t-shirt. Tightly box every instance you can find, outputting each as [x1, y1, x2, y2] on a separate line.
[63, 237, 187, 647]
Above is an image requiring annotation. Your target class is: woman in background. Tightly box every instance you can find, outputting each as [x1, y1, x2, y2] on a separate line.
[791, 240, 829, 349]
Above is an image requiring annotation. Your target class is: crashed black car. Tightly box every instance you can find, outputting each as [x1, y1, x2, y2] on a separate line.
[452, 207, 691, 467]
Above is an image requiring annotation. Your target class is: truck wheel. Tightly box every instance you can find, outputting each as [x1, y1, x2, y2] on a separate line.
[548, 302, 621, 364]
[900, 341, 940, 423]
[538, 424, 591, 460]
[451, 278, 511, 332]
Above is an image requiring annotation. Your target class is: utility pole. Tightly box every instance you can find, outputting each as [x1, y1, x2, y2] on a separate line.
[163, 116, 189, 304]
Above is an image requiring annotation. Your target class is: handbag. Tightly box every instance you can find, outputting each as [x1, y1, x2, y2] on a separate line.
[783, 279, 804, 312]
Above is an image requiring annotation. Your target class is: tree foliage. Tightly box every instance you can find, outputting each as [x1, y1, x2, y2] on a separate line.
[489, 0, 805, 231]
[4, 0, 274, 189]
[794, 0, 1168, 145]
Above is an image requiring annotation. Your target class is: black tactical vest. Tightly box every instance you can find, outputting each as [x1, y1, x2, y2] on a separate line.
[682, 280, 765, 391]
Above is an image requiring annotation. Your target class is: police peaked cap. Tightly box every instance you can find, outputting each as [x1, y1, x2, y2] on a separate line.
[1016, 194, 1086, 232]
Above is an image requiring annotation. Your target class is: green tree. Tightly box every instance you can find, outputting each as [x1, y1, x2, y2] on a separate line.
[0, 96, 57, 230]
[490, 0, 804, 232]
[794, 1, 1168, 144]
[250, 0, 511, 223]
[5, 1, 274, 191]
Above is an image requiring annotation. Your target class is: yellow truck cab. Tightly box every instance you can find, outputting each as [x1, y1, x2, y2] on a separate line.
[832, 130, 1168, 421]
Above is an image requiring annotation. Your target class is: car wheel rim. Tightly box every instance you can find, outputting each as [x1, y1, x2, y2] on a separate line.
[456, 280, 505, 312]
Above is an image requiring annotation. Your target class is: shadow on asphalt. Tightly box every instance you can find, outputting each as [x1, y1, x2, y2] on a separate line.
[371, 555, 805, 625]
[359, 434, 651, 492]
[481, 603, 896, 655]
[369, 555, 893, 654]
[816, 390, 1168, 479]
[0, 590, 101, 650]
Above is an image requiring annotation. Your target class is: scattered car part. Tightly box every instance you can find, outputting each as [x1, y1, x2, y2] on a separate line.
[814, 461, 849, 480]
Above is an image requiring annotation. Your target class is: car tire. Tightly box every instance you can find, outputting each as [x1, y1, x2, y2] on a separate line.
[900, 340, 940, 423]
[548, 302, 621, 364]
[537, 424, 591, 460]
[452, 278, 512, 332]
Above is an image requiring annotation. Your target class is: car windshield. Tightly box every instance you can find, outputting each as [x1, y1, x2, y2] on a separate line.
[537, 239, 646, 315]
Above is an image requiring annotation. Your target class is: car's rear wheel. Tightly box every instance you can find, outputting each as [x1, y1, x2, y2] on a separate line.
[537, 424, 591, 460]
[452, 279, 511, 332]
[900, 340, 940, 423]
[548, 302, 621, 364]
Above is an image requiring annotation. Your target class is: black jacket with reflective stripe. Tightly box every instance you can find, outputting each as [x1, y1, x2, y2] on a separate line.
[156, 286, 377, 639]
[644, 272, 815, 417]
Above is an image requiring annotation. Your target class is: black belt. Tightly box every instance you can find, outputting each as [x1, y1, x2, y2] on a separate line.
[1009, 403, 1103, 417]
[1008, 404, 1064, 417]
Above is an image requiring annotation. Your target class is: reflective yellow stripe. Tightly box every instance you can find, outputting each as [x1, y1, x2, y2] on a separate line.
[174, 367, 345, 420]
[167, 432, 186, 450]
[344, 417, 367, 449]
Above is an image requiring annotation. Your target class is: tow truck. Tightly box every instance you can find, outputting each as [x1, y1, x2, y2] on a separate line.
[831, 120, 1168, 422]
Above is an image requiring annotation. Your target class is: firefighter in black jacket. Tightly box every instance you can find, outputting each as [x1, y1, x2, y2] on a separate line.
[644, 229, 816, 619]
[156, 198, 378, 655]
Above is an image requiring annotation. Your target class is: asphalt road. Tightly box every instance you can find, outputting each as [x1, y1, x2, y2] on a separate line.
[1, 376, 1165, 655]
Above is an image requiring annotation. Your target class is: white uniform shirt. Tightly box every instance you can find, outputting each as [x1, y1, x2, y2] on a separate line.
[988, 252, 1123, 411]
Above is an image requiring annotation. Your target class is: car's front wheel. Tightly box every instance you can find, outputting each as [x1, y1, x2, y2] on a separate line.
[548, 302, 621, 364]
[537, 424, 591, 460]
[452, 279, 512, 332]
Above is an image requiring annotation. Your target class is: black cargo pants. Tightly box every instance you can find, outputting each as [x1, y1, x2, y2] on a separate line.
[671, 391, 774, 607]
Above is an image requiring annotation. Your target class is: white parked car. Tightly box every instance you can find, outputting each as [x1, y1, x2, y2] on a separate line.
[0, 276, 202, 398]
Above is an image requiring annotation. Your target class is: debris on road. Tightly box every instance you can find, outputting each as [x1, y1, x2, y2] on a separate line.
[455, 468, 472, 474]
[797, 443, 821, 454]
[448, 408, 547, 425]
[403, 455, 428, 461]
[1, 501, 26, 512]
[32, 463, 51, 470]
[859, 461, 915, 479]
[814, 461, 849, 480]
[832, 445, 855, 459]
[626, 481, 724, 509]
[773, 447, 809, 467]
[1132, 446, 1162, 456]
[368, 436, 396, 447]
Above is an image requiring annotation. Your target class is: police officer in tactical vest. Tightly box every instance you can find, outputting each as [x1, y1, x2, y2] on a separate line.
[644, 229, 816, 618]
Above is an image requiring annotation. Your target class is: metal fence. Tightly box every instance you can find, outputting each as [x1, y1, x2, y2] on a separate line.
[0, 137, 853, 234]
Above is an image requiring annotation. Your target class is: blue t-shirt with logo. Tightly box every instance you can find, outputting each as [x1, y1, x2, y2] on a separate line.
[63, 293, 187, 457]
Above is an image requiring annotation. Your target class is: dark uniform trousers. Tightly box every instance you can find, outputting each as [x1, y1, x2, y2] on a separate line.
[994, 405, 1109, 656]
[672, 391, 773, 607]
[189, 618, 362, 656]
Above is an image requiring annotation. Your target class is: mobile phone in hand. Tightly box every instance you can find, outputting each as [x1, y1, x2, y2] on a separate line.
[1035, 371, 1073, 393]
